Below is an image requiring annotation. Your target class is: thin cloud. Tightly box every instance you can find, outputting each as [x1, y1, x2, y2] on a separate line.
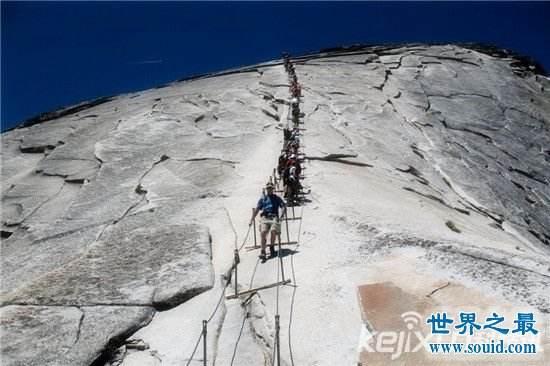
[130, 59, 164, 65]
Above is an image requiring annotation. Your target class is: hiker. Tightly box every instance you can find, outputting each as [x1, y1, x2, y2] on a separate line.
[283, 128, 292, 143]
[284, 153, 302, 188]
[290, 82, 301, 98]
[290, 128, 300, 143]
[294, 83, 302, 97]
[283, 52, 290, 71]
[292, 103, 300, 117]
[285, 164, 302, 203]
[287, 142, 299, 156]
[291, 156, 302, 177]
[250, 182, 286, 262]
[278, 152, 288, 177]
[292, 112, 300, 126]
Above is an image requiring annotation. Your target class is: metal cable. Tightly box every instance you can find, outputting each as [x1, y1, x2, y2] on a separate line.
[287, 206, 304, 366]
[224, 205, 239, 251]
[229, 308, 248, 366]
[184, 330, 203, 366]
[286, 68, 304, 366]
[202, 63, 302, 366]
[224, 205, 252, 253]
[229, 254, 261, 365]
[184, 207, 252, 364]
[267, 232, 282, 366]
[287, 284, 297, 366]
[275, 237, 281, 317]
[207, 214, 251, 324]
[229, 254, 262, 365]
[238, 225, 252, 252]
[207, 278, 232, 323]
[249, 256, 261, 289]
[206, 218, 253, 323]
[183, 242, 238, 364]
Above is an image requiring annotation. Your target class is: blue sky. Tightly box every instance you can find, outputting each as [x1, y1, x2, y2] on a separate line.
[2, 1, 549, 131]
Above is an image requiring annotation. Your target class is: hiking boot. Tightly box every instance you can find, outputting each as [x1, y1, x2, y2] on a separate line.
[259, 251, 267, 263]
[269, 245, 276, 257]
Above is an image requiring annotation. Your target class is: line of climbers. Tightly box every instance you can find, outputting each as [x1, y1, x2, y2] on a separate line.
[185, 53, 306, 366]
[281, 52, 305, 205]
[279, 122, 303, 204]
[250, 52, 306, 263]
[285, 52, 302, 98]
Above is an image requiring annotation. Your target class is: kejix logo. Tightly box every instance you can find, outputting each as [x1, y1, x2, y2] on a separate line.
[358, 307, 544, 363]
[359, 311, 430, 360]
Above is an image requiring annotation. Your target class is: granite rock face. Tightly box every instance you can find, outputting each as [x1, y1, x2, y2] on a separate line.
[1, 305, 153, 366]
[1, 65, 289, 365]
[1, 44, 549, 365]
[299, 45, 550, 247]
[4, 219, 212, 308]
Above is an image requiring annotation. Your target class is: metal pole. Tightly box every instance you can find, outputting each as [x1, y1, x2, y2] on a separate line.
[233, 249, 239, 297]
[252, 208, 257, 247]
[277, 233, 285, 281]
[202, 320, 207, 366]
[285, 209, 291, 245]
[275, 315, 281, 366]
[292, 204, 295, 219]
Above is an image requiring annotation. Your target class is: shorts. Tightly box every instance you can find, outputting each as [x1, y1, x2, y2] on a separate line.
[260, 217, 281, 234]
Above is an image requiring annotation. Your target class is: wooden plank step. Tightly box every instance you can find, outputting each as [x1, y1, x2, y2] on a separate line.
[245, 241, 298, 251]
[226, 279, 292, 300]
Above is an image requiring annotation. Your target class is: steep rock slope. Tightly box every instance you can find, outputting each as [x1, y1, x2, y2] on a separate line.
[290, 45, 550, 365]
[1, 65, 289, 365]
[1, 44, 549, 366]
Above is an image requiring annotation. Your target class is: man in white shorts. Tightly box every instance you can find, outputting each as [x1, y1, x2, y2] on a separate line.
[250, 182, 286, 262]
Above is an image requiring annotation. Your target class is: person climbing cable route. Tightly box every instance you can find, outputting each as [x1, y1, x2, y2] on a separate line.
[250, 182, 287, 262]
[286, 54, 295, 77]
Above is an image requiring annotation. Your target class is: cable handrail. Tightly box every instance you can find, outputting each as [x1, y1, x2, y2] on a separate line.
[184, 54, 306, 366]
